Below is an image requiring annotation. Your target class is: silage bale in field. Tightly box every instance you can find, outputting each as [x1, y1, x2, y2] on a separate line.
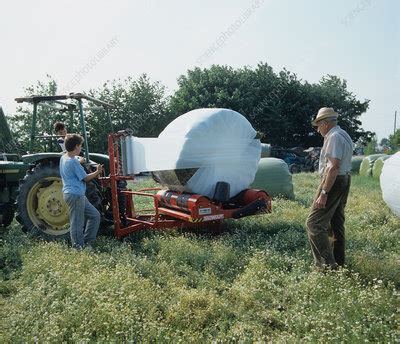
[351, 156, 364, 173]
[372, 155, 391, 178]
[261, 143, 271, 158]
[152, 108, 261, 198]
[250, 158, 295, 199]
[380, 152, 400, 217]
[359, 154, 387, 177]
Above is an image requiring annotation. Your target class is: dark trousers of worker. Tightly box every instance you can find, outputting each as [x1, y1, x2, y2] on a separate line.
[306, 175, 351, 268]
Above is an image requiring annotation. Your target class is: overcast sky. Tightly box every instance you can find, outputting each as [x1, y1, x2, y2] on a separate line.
[1, 0, 398, 140]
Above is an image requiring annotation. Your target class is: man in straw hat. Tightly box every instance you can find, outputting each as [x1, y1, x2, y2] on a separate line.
[306, 107, 354, 270]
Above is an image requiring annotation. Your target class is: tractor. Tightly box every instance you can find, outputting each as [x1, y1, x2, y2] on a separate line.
[271, 146, 320, 174]
[0, 106, 30, 227]
[1, 94, 113, 240]
[1, 94, 271, 240]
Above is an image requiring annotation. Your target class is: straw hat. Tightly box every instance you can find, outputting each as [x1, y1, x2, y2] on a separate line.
[311, 107, 338, 126]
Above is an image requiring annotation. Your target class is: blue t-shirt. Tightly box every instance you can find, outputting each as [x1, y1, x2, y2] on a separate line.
[60, 155, 87, 195]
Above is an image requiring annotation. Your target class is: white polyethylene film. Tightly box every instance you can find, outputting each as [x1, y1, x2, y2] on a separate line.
[380, 152, 400, 217]
[122, 108, 261, 198]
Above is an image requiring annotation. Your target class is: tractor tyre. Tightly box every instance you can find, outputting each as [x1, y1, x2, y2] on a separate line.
[86, 179, 102, 211]
[0, 204, 15, 228]
[16, 162, 70, 241]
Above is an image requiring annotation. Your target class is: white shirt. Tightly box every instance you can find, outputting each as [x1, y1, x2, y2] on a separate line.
[319, 126, 354, 176]
[57, 138, 65, 152]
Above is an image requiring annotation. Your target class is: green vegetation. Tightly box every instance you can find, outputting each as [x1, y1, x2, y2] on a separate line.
[170, 66, 372, 147]
[8, 64, 374, 154]
[0, 174, 398, 342]
[389, 129, 400, 153]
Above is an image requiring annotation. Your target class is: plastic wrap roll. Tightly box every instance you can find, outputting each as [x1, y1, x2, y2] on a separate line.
[250, 158, 295, 199]
[380, 152, 400, 217]
[372, 155, 390, 178]
[359, 154, 387, 177]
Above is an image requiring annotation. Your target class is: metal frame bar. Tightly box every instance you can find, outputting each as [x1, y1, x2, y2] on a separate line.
[30, 102, 38, 152]
[69, 93, 116, 108]
[15, 94, 115, 108]
[77, 99, 90, 162]
[16, 93, 116, 157]
[15, 95, 70, 103]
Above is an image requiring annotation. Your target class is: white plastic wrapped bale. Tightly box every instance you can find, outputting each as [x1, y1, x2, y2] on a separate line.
[351, 156, 364, 173]
[134, 108, 261, 199]
[380, 152, 400, 217]
[372, 155, 390, 178]
[359, 154, 387, 177]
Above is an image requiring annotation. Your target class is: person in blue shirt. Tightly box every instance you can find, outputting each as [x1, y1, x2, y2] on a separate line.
[60, 134, 103, 249]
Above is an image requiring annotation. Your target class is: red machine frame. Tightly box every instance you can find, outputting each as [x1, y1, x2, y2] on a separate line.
[100, 132, 272, 238]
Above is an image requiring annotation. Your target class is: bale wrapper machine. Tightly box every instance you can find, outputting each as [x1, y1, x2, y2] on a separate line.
[100, 130, 272, 238]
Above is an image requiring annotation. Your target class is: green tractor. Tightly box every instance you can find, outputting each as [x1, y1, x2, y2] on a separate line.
[0, 106, 30, 227]
[1, 94, 116, 240]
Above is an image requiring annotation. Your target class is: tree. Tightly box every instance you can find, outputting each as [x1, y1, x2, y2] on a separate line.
[8, 75, 170, 154]
[365, 135, 378, 155]
[170, 63, 372, 147]
[379, 138, 392, 153]
[8, 75, 60, 153]
[88, 75, 171, 153]
[316, 75, 372, 144]
[389, 129, 400, 152]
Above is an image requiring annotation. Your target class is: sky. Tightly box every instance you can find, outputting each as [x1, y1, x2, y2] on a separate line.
[0, 0, 399, 141]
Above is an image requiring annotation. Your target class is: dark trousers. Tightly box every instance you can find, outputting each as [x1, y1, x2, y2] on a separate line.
[306, 175, 351, 268]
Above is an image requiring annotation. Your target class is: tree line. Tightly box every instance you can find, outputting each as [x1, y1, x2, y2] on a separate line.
[7, 62, 383, 154]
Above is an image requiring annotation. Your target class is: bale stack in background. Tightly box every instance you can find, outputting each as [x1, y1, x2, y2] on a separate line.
[372, 155, 391, 178]
[351, 156, 364, 173]
[359, 154, 387, 177]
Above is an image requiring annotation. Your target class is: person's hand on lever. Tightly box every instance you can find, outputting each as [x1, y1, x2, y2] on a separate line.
[96, 164, 103, 176]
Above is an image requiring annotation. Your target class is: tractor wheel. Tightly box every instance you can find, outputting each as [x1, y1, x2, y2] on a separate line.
[16, 162, 70, 240]
[0, 204, 15, 228]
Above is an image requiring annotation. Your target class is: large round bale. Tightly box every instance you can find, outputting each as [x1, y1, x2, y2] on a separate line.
[380, 152, 400, 216]
[372, 155, 391, 178]
[351, 156, 364, 173]
[250, 158, 295, 199]
[359, 154, 387, 177]
[153, 108, 261, 199]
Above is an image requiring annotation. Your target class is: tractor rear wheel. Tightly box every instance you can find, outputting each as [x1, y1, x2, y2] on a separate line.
[16, 162, 70, 240]
[0, 204, 15, 228]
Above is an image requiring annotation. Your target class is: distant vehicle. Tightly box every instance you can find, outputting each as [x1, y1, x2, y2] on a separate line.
[271, 146, 320, 174]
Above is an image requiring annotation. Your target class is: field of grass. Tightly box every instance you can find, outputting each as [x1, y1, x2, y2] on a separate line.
[0, 173, 399, 342]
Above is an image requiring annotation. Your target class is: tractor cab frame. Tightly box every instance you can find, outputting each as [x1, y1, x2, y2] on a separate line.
[9, 94, 115, 238]
[15, 93, 115, 163]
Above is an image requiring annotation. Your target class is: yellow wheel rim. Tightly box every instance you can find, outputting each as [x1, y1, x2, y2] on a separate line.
[27, 177, 69, 236]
